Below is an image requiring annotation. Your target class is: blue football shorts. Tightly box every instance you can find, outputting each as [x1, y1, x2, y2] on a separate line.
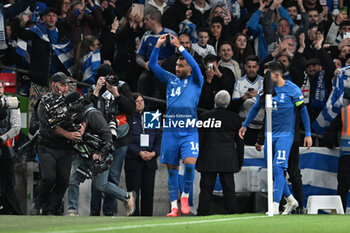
[264, 137, 293, 168]
[160, 132, 199, 166]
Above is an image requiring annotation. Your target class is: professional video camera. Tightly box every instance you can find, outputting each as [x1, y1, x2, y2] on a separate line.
[0, 96, 20, 109]
[105, 75, 119, 86]
[75, 133, 114, 183]
[33, 85, 83, 129]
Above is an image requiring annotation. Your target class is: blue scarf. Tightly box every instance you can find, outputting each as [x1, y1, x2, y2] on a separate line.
[312, 70, 327, 110]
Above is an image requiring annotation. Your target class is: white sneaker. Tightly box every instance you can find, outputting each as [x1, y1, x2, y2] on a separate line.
[67, 209, 79, 216]
[282, 199, 298, 215]
[124, 191, 136, 216]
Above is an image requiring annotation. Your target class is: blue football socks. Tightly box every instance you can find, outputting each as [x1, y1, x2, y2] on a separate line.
[168, 169, 179, 202]
[183, 164, 195, 195]
[273, 166, 288, 203]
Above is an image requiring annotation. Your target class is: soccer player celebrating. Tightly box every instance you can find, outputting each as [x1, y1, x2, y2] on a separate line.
[239, 61, 312, 215]
[149, 34, 203, 217]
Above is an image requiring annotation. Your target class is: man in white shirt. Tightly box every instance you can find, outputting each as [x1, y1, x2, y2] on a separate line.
[231, 55, 264, 145]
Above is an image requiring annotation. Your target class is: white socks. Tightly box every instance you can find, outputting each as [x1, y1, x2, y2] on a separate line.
[171, 200, 178, 209]
[286, 194, 297, 204]
[181, 192, 189, 198]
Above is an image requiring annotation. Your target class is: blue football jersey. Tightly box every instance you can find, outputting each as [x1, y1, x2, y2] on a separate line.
[137, 28, 177, 61]
[243, 80, 304, 138]
[271, 80, 304, 137]
[149, 47, 204, 134]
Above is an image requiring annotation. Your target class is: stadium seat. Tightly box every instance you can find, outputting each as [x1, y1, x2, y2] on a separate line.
[306, 195, 344, 214]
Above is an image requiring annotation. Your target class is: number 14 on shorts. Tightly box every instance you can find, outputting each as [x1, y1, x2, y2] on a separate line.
[190, 141, 198, 152]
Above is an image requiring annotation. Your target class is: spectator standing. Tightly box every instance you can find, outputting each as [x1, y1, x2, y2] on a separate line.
[0, 0, 32, 62]
[217, 41, 241, 80]
[284, 0, 309, 35]
[191, 27, 216, 59]
[247, 0, 271, 61]
[62, 0, 103, 53]
[162, 33, 204, 77]
[136, 6, 176, 97]
[124, 94, 162, 216]
[231, 55, 264, 146]
[232, 33, 255, 70]
[18, 7, 73, 86]
[193, 0, 212, 27]
[0, 81, 21, 214]
[162, 0, 203, 33]
[74, 35, 102, 92]
[261, 0, 294, 53]
[208, 16, 231, 53]
[198, 54, 234, 110]
[326, 13, 349, 46]
[112, 8, 145, 91]
[295, 35, 335, 124]
[146, 0, 169, 15]
[196, 90, 244, 216]
[56, 0, 71, 21]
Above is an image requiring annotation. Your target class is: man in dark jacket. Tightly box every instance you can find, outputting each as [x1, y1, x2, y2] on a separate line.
[0, 0, 33, 61]
[30, 72, 81, 215]
[88, 64, 135, 216]
[18, 7, 73, 86]
[66, 94, 135, 217]
[198, 54, 234, 110]
[196, 90, 244, 215]
[161, 0, 203, 33]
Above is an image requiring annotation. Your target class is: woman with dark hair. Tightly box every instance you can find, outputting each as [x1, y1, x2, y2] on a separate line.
[207, 4, 239, 39]
[232, 33, 255, 69]
[56, 0, 71, 21]
[106, 6, 145, 91]
[124, 93, 162, 216]
[74, 35, 102, 93]
[62, 0, 103, 52]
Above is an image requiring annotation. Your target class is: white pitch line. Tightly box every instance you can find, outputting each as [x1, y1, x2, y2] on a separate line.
[45, 215, 269, 233]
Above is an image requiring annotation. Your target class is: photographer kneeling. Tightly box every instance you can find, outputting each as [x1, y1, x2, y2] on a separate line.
[30, 72, 82, 215]
[66, 93, 135, 217]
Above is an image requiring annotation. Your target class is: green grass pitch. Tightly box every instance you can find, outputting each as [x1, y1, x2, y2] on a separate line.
[1, 214, 350, 233]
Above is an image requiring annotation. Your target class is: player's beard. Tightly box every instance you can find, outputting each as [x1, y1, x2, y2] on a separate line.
[177, 70, 188, 80]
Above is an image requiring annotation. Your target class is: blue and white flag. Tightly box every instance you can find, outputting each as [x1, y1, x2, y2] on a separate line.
[312, 65, 350, 135]
[81, 49, 101, 84]
[16, 39, 31, 67]
[16, 23, 74, 75]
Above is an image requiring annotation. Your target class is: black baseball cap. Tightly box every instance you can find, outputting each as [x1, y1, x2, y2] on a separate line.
[43, 7, 58, 16]
[306, 58, 321, 67]
[51, 72, 72, 84]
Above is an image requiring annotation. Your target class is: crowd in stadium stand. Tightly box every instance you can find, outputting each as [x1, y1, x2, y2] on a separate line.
[0, 0, 350, 216]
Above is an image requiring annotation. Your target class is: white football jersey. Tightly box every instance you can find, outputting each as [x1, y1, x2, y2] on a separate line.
[232, 74, 265, 129]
